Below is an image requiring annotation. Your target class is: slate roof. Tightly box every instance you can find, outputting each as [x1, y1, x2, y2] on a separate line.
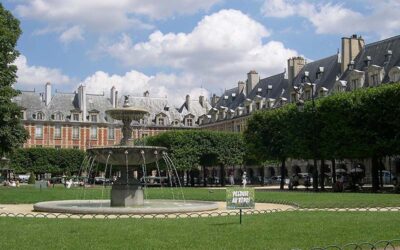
[214, 86, 246, 110]
[292, 54, 341, 92]
[248, 72, 289, 101]
[341, 35, 400, 83]
[14, 89, 209, 127]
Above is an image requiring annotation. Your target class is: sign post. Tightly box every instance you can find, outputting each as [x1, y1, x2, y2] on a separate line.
[226, 187, 255, 224]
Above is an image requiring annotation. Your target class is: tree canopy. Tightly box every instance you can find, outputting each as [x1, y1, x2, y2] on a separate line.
[146, 130, 245, 170]
[0, 3, 28, 156]
[245, 83, 400, 191]
[10, 148, 85, 175]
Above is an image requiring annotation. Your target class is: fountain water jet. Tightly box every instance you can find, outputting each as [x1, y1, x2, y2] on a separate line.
[33, 96, 218, 214]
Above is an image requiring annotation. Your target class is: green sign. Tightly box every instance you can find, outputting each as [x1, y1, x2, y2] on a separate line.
[226, 187, 255, 209]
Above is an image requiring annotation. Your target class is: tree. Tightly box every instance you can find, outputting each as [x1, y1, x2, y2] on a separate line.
[146, 130, 245, 187]
[245, 106, 296, 189]
[0, 4, 28, 156]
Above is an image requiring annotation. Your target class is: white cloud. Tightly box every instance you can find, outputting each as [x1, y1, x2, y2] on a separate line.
[80, 70, 209, 106]
[102, 9, 298, 93]
[261, 0, 295, 18]
[261, 0, 400, 38]
[59, 25, 84, 44]
[15, 55, 71, 86]
[15, 0, 221, 40]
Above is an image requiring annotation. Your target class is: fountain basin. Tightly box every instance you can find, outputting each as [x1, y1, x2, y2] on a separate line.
[33, 200, 219, 214]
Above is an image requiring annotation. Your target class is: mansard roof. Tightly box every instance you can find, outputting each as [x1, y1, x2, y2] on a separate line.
[14, 88, 209, 126]
[342, 35, 400, 83]
[214, 86, 245, 110]
[248, 72, 289, 100]
[293, 54, 341, 92]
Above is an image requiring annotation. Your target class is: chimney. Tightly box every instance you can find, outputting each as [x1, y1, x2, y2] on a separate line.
[246, 70, 259, 96]
[287, 57, 306, 85]
[185, 94, 190, 111]
[341, 34, 365, 74]
[199, 95, 205, 107]
[211, 94, 220, 107]
[78, 85, 87, 121]
[110, 86, 117, 108]
[238, 81, 245, 95]
[45, 82, 51, 106]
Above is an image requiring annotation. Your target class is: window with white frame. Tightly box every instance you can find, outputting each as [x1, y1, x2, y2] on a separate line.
[158, 117, 165, 126]
[35, 125, 43, 138]
[72, 113, 79, 121]
[52, 112, 64, 121]
[33, 112, 45, 120]
[54, 125, 62, 139]
[90, 114, 98, 122]
[186, 118, 193, 126]
[90, 126, 97, 139]
[108, 127, 115, 140]
[72, 126, 79, 139]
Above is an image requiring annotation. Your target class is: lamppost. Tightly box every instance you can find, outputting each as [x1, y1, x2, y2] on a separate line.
[295, 71, 319, 191]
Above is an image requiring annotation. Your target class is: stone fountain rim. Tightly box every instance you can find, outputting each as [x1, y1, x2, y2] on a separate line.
[105, 107, 149, 114]
[33, 199, 219, 214]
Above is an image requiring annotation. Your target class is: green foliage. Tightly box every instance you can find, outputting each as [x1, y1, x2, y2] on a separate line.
[27, 172, 35, 184]
[0, 3, 29, 156]
[146, 130, 245, 169]
[245, 83, 400, 162]
[9, 148, 85, 174]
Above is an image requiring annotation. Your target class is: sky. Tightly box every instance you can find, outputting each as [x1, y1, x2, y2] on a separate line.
[4, 0, 400, 106]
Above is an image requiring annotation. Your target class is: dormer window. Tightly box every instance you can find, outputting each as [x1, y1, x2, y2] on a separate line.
[319, 87, 328, 97]
[52, 112, 64, 121]
[186, 118, 193, 126]
[316, 67, 324, 79]
[90, 114, 98, 122]
[158, 117, 165, 126]
[72, 113, 80, 121]
[172, 120, 180, 126]
[388, 66, 400, 83]
[33, 112, 45, 120]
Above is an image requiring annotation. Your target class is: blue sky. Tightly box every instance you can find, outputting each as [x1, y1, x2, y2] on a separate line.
[4, 0, 400, 105]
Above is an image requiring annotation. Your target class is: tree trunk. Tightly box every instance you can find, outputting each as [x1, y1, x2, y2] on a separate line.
[312, 158, 319, 191]
[220, 165, 226, 187]
[260, 166, 265, 186]
[203, 166, 207, 187]
[280, 159, 285, 190]
[331, 159, 336, 184]
[320, 159, 325, 191]
[371, 156, 380, 192]
[190, 170, 195, 187]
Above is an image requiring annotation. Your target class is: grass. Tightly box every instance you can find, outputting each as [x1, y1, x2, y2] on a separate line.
[1, 185, 400, 208]
[0, 212, 399, 249]
[1, 185, 400, 249]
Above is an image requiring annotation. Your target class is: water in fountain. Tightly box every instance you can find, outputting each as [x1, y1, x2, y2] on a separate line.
[34, 95, 218, 214]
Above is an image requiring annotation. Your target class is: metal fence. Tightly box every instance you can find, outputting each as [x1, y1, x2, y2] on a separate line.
[311, 239, 400, 250]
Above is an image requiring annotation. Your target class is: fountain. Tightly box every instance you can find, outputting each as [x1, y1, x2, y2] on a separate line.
[33, 96, 218, 214]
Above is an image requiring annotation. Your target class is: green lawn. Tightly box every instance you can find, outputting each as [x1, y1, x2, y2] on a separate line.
[1, 185, 400, 208]
[0, 212, 399, 249]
